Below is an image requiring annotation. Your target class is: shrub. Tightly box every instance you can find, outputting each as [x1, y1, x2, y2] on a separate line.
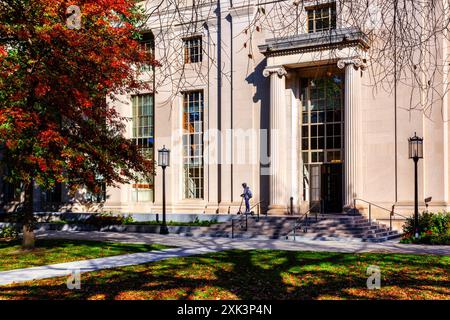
[402, 211, 450, 245]
[403, 211, 433, 235]
[0, 226, 19, 240]
[85, 213, 131, 227]
[122, 215, 135, 225]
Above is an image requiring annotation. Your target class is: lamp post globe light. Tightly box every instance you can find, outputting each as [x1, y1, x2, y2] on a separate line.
[408, 133, 423, 239]
[158, 145, 170, 235]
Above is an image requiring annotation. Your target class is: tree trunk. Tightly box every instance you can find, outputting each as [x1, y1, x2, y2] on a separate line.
[22, 182, 35, 250]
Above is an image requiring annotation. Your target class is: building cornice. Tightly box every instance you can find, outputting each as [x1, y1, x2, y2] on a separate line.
[258, 27, 370, 57]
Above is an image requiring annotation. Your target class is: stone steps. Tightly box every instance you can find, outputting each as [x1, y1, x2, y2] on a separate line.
[228, 214, 401, 242]
[26, 213, 401, 242]
[288, 214, 401, 242]
[292, 229, 398, 238]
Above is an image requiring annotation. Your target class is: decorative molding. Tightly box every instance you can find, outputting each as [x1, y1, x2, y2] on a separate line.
[337, 57, 367, 70]
[228, 5, 256, 19]
[259, 27, 370, 57]
[263, 66, 288, 78]
[203, 17, 219, 29]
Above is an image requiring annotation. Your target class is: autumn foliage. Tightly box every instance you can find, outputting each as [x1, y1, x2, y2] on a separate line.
[0, 1, 157, 247]
[0, 0, 155, 195]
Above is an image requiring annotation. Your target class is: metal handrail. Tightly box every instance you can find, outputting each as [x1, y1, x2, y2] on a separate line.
[231, 200, 266, 238]
[291, 201, 322, 241]
[251, 200, 267, 222]
[231, 214, 247, 238]
[353, 198, 408, 231]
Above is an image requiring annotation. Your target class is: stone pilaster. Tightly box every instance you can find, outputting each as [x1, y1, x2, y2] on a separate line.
[263, 66, 288, 214]
[337, 58, 366, 209]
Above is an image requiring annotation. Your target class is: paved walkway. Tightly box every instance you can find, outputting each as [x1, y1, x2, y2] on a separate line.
[1, 230, 449, 287]
[0, 246, 218, 286]
[38, 230, 450, 255]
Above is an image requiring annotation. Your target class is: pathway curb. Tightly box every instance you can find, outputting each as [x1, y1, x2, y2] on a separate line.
[0, 247, 219, 286]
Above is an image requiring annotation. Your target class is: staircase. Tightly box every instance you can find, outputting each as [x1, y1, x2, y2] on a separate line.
[230, 216, 299, 239]
[171, 212, 401, 242]
[174, 216, 298, 239]
[286, 214, 401, 242]
[209, 213, 401, 242]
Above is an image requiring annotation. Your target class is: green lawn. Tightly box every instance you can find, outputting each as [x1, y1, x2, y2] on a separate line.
[0, 239, 170, 271]
[1, 249, 449, 300]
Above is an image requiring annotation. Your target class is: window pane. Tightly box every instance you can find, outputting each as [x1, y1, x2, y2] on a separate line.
[184, 36, 202, 64]
[308, 20, 314, 33]
[183, 91, 205, 199]
[302, 138, 309, 149]
[131, 94, 155, 202]
[302, 126, 309, 137]
[302, 74, 343, 164]
[307, 3, 337, 34]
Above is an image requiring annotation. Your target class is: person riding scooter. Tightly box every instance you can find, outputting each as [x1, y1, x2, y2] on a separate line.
[240, 183, 253, 215]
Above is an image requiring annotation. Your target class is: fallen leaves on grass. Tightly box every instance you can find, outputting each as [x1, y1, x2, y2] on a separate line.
[1, 250, 449, 300]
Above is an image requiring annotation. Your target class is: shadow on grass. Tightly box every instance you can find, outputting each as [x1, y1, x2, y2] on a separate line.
[0, 239, 169, 271]
[0, 239, 167, 252]
[1, 250, 450, 300]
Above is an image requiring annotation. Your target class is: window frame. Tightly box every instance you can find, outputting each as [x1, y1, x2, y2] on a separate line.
[131, 94, 155, 203]
[183, 36, 203, 64]
[84, 180, 107, 203]
[182, 90, 205, 199]
[140, 32, 155, 72]
[300, 75, 344, 165]
[306, 2, 337, 33]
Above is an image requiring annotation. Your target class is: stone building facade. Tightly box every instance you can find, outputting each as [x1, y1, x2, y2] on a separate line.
[2, 0, 449, 220]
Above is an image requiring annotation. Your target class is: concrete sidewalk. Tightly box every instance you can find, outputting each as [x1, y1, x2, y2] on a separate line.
[2, 230, 449, 287]
[37, 230, 450, 255]
[0, 246, 219, 286]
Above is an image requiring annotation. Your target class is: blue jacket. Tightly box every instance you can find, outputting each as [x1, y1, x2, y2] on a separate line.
[242, 187, 252, 200]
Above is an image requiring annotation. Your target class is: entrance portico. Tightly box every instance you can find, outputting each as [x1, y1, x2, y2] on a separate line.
[259, 28, 369, 214]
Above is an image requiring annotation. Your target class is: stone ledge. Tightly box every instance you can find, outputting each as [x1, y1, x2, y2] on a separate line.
[258, 27, 370, 57]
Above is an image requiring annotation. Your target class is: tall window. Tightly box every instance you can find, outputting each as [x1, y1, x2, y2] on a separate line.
[84, 178, 106, 203]
[183, 91, 204, 199]
[140, 32, 154, 72]
[132, 94, 155, 202]
[140, 33, 154, 56]
[1, 181, 20, 203]
[307, 2, 337, 33]
[1, 166, 21, 204]
[301, 76, 343, 165]
[45, 183, 62, 203]
[183, 36, 202, 64]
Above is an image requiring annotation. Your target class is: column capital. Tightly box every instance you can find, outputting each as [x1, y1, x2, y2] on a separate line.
[263, 66, 287, 78]
[337, 58, 367, 71]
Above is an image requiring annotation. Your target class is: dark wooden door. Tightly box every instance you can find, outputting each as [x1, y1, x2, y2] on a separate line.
[321, 163, 343, 213]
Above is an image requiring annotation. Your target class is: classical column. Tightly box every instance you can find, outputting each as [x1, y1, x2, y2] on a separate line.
[263, 66, 288, 214]
[337, 58, 366, 210]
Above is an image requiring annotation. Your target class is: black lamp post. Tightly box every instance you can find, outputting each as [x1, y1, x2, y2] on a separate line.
[408, 133, 423, 238]
[158, 145, 170, 235]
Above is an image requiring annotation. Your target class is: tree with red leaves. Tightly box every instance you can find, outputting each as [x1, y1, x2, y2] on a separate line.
[0, 0, 155, 248]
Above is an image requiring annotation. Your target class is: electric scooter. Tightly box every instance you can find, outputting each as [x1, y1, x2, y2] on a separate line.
[237, 196, 244, 215]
